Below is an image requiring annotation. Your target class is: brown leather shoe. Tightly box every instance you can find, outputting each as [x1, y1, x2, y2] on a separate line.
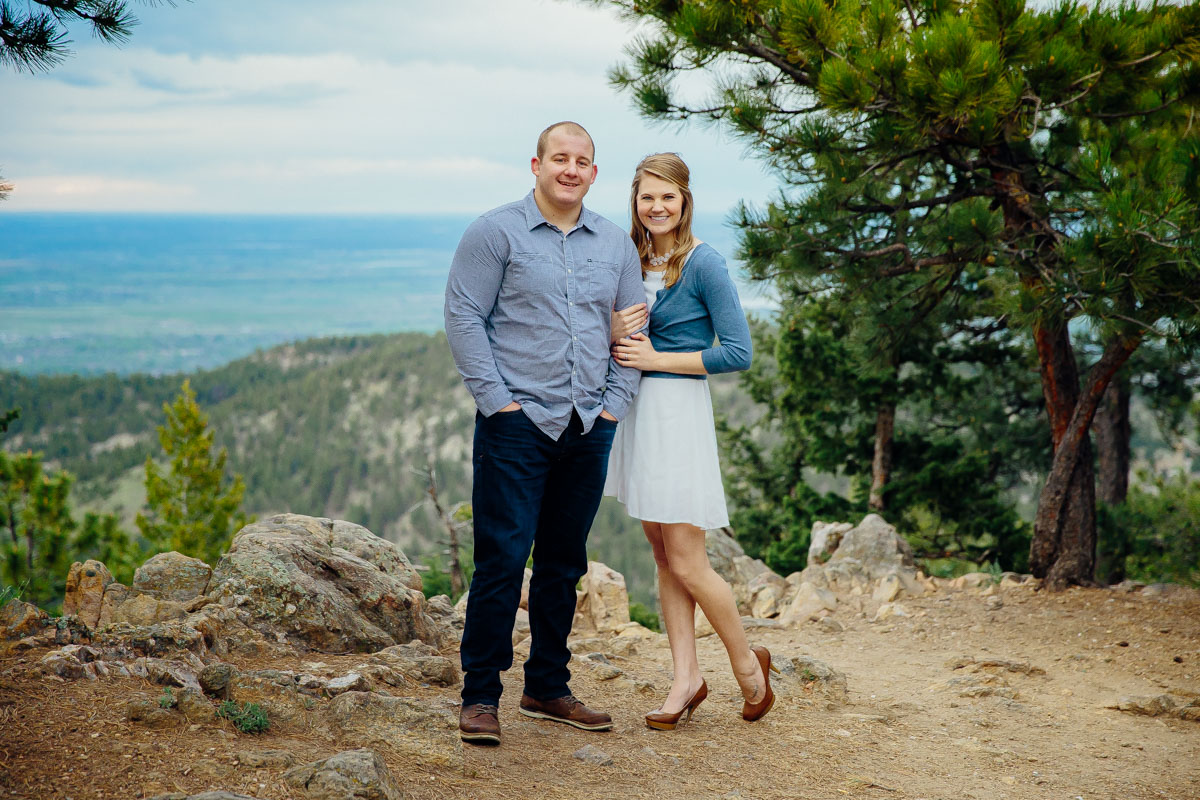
[519, 694, 613, 731]
[459, 703, 500, 745]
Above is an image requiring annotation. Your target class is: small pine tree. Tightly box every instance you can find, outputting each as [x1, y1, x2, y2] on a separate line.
[0, 450, 74, 608]
[137, 381, 250, 566]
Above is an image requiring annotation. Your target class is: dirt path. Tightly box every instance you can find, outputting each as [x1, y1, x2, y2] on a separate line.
[1, 582, 1197, 800]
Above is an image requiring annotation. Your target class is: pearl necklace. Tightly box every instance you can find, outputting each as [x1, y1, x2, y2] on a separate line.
[648, 249, 674, 267]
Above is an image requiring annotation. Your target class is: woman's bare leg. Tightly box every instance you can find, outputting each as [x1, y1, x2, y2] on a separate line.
[659, 522, 765, 703]
[643, 521, 704, 713]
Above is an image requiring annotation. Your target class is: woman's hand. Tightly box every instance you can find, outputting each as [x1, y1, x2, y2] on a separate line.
[612, 332, 659, 370]
[610, 302, 648, 343]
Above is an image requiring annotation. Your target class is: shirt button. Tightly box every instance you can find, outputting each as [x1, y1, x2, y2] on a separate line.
[569, 301, 574, 306]
[568, 269, 572, 274]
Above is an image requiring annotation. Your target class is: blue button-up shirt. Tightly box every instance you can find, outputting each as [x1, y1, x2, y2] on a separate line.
[444, 190, 644, 440]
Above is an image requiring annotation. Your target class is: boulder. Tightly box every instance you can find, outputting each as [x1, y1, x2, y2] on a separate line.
[575, 561, 630, 633]
[132, 551, 213, 602]
[0, 600, 48, 640]
[110, 593, 189, 627]
[807, 521, 854, 566]
[826, 514, 914, 579]
[326, 692, 459, 768]
[206, 514, 439, 652]
[779, 582, 837, 626]
[96, 583, 131, 628]
[749, 572, 788, 619]
[777, 655, 849, 702]
[283, 748, 402, 800]
[63, 560, 113, 627]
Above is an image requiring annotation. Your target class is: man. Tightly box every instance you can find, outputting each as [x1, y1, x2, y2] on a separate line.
[444, 121, 644, 745]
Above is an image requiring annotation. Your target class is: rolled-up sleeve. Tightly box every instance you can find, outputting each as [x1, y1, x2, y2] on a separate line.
[444, 218, 514, 416]
[698, 255, 753, 375]
[601, 238, 644, 420]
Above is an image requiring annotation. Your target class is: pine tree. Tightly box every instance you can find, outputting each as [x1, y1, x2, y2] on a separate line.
[0, 449, 74, 607]
[0, 0, 161, 73]
[137, 380, 250, 566]
[602, 0, 1200, 589]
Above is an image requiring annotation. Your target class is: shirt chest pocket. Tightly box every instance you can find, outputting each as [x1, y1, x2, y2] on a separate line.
[506, 252, 559, 294]
[580, 258, 620, 308]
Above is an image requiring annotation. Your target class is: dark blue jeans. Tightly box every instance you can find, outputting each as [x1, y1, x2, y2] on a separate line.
[460, 408, 617, 706]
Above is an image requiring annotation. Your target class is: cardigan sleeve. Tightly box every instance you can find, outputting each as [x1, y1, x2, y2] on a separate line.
[697, 250, 753, 374]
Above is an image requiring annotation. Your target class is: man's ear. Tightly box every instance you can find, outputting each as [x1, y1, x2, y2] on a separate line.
[531, 156, 541, 178]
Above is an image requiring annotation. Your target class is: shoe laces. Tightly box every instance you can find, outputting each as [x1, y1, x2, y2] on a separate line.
[469, 704, 498, 717]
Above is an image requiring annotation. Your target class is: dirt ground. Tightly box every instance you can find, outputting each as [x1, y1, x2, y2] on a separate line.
[1, 581, 1197, 800]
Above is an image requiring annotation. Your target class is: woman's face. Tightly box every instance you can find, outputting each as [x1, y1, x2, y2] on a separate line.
[635, 174, 685, 241]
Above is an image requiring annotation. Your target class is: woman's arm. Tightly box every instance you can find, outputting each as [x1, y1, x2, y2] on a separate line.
[612, 333, 708, 374]
[696, 255, 752, 374]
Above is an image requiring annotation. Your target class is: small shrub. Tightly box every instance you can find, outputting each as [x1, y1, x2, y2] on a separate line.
[628, 601, 661, 632]
[158, 687, 175, 709]
[0, 583, 23, 609]
[217, 700, 270, 734]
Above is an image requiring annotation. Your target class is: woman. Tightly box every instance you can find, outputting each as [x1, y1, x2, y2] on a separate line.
[604, 153, 776, 729]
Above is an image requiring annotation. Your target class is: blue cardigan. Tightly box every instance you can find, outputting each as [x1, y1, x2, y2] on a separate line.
[642, 243, 753, 380]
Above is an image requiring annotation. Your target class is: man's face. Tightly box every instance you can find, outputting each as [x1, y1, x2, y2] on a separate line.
[531, 128, 597, 212]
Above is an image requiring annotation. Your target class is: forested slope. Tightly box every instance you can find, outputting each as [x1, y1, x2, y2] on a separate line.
[1, 333, 755, 601]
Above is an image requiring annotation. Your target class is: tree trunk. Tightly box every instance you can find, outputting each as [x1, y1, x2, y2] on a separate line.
[1094, 374, 1131, 506]
[1030, 329, 1141, 590]
[869, 401, 895, 512]
[1093, 373, 1132, 584]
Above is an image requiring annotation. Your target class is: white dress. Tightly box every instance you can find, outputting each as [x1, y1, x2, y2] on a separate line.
[603, 267, 731, 529]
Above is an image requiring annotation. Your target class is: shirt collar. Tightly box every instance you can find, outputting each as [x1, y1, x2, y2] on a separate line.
[522, 189, 598, 233]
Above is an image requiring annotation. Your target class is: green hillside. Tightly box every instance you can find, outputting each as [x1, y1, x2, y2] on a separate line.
[1, 333, 756, 603]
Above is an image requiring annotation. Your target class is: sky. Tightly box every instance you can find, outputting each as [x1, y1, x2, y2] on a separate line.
[0, 0, 780, 218]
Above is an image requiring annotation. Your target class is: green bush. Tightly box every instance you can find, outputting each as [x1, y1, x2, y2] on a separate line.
[628, 601, 661, 632]
[217, 700, 270, 734]
[1099, 472, 1200, 587]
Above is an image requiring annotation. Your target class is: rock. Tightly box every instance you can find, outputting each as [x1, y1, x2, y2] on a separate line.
[946, 656, 1046, 676]
[930, 673, 1014, 698]
[572, 744, 614, 766]
[206, 513, 439, 652]
[873, 574, 902, 603]
[129, 657, 203, 693]
[748, 571, 788, 618]
[825, 514, 914, 579]
[110, 593, 189, 626]
[370, 641, 459, 687]
[1111, 694, 1197, 718]
[133, 552, 213, 602]
[0, 600, 49, 639]
[177, 688, 217, 722]
[63, 560, 113, 627]
[200, 662, 239, 699]
[327, 692, 459, 768]
[949, 572, 994, 590]
[872, 602, 909, 622]
[984, 595, 1004, 611]
[422, 594, 462, 639]
[807, 521, 854, 566]
[779, 582, 837, 626]
[777, 655, 849, 702]
[575, 561, 631, 633]
[1112, 579, 1145, 593]
[237, 749, 298, 769]
[519, 567, 533, 610]
[126, 693, 183, 728]
[283, 748, 402, 800]
[512, 606, 531, 645]
[325, 672, 369, 695]
[1142, 583, 1172, 597]
[96, 582, 131, 628]
[817, 617, 845, 633]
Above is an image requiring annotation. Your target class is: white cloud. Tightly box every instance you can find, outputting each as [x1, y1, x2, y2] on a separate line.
[0, 0, 777, 215]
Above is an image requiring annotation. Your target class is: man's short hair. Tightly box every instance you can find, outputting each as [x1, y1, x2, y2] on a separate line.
[536, 121, 595, 161]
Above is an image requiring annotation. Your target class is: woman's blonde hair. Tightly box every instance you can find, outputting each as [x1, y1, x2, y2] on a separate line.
[629, 153, 695, 288]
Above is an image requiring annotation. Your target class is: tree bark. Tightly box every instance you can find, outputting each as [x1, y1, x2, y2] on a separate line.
[1094, 374, 1131, 507]
[1093, 372, 1132, 584]
[1030, 330, 1141, 589]
[869, 401, 895, 512]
